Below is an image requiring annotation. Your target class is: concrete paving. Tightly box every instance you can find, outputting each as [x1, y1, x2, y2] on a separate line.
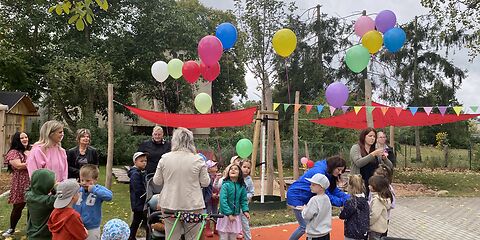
[388, 197, 480, 239]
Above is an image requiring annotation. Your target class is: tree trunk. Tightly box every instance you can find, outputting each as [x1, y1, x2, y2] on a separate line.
[265, 86, 275, 195]
[415, 127, 422, 162]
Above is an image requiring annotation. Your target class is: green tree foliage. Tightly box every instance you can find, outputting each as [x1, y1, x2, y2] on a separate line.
[48, 0, 109, 31]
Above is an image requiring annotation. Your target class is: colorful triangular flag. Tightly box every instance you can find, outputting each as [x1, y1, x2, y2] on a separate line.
[366, 106, 375, 114]
[380, 107, 389, 116]
[273, 103, 280, 111]
[453, 106, 463, 116]
[316, 105, 324, 114]
[284, 104, 290, 111]
[395, 107, 403, 116]
[341, 106, 350, 113]
[354, 106, 362, 115]
[329, 106, 336, 115]
[438, 106, 447, 116]
[294, 104, 301, 113]
[409, 107, 418, 116]
[305, 105, 313, 114]
[470, 106, 478, 113]
[423, 107, 433, 116]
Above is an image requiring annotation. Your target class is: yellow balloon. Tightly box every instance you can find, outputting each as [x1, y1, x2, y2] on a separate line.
[361, 30, 383, 54]
[272, 28, 297, 58]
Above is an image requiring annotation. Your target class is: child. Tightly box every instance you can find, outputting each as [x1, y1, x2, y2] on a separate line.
[26, 169, 57, 240]
[204, 159, 219, 237]
[339, 174, 369, 240]
[48, 179, 88, 240]
[216, 164, 250, 240]
[74, 164, 113, 240]
[301, 173, 332, 240]
[127, 152, 149, 240]
[373, 164, 395, 237]
[238, 159, 254, 240]
[101, 219, 131, 240]
[368, 175, 393, 240]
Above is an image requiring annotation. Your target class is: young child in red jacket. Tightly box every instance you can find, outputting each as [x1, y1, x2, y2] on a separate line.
[48, 179, 88, 240]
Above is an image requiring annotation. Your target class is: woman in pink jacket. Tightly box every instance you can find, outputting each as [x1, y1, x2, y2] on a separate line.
[27, 120, 68, 182]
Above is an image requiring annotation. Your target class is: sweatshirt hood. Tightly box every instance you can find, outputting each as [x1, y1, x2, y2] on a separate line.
[48, 209, 74, 233]
[371, 193, 392, 209]
[127, 167, 139, 178]
[29, 169, 56, 195]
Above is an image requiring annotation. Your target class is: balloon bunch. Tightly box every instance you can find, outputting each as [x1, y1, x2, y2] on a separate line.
[300, 157, 314, 169]
[150, 22, 238, 114]
[346, 10, 406, 73]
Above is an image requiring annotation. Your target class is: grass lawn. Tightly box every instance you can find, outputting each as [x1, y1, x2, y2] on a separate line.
[396, 144, 473, 169]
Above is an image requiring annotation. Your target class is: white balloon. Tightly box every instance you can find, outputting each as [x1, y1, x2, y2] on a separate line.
[151, 61, 169, 82]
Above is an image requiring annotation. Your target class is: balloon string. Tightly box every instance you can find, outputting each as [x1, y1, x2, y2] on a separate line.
[227, 51, 231, 111]
[285, 58, 291, 104]
[176, 81, 180, 103]
[161, 83, 168, 113]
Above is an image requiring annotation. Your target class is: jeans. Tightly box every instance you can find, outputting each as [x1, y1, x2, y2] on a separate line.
[288, 208, 306, 240]
[240, 213, 251, 240]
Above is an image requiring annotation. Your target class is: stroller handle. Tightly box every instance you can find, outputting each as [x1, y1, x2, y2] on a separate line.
[162, 210, 225, 220]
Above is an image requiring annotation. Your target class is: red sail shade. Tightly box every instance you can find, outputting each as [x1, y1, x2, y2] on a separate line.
[311, 102, 479, 129]
[124, 105, 257, 128]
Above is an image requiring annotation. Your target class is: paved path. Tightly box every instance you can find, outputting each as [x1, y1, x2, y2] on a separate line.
[389, 197, 480, 239]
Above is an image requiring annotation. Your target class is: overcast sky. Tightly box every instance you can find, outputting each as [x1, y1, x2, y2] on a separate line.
[200, 0, 480, 108]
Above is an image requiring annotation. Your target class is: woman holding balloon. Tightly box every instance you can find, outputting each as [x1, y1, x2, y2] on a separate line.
[287, 156, 350, 240]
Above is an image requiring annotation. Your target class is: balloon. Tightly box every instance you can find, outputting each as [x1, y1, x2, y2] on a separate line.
[306, 160, 314, 168]
[272, 28, 297, 58]
[182, 61, 201, 84]
[354, 16, 375, 37]
[345, 45, 370, 73]
[236, 139, 253, 159]
[200, 62, 221, 82]
[326, 82, 349, 108]
[167, 59, 183, 79]
[384, 27, 406, 53]
[215, 22, 238, 50]
[151, 61, 168, 83]
[198, 35, 223, 66]
[361, 30, 383, 54]
[194, 93, 212, 114]
[375, 10, 397, 33]
[300, 157, 308, 165]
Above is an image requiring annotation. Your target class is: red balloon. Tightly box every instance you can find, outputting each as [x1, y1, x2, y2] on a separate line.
[200, 61, 221, 82]
[306, 160, 314, 168]
[182, 61, 200, 84]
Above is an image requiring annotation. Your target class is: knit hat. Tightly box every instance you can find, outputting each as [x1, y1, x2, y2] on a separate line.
[54, 179, 80, 208]
[305, 173, 330, 189]
[206, 160, 218, 168]
[132, 152, 147, 163]
[101, 219, 130, 240]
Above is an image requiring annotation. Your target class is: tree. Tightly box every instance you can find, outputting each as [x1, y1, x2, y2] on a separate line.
[48, 0, 109, 31]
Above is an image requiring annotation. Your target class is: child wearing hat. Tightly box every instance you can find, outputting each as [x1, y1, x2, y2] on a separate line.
[301, 173, 332, 240]
[101, 219, 130, 240]
[128, 152, 149, 240]
[48, 179, 88, 240]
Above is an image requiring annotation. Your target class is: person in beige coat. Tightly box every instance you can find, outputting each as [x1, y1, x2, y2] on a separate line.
[153, 127, 210, 239]
[368, 175, 392, 240]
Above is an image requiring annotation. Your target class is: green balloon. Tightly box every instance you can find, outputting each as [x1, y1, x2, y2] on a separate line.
[345, 45, 371, 73]
[168, 58, 183, 79]
[194, 93, 212, 114]
[236, 138, 253, 159]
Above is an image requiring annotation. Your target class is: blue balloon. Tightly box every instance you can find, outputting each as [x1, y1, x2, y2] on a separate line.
[215, 22, 238, 50]
[384, 27, 406, 53]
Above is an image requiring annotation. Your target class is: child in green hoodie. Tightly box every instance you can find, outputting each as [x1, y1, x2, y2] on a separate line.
[26, 169, 56, 240]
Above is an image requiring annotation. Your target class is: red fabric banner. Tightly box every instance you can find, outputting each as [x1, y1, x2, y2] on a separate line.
[311, 102, 480, 129]
[124, 105, 257, 128]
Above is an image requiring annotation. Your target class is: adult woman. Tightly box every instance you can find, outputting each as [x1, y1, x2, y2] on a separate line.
[2, 132, 31, 237]
[27, 120, 68, 182]
[350, 128, 392, 194]
[287, 156, 350, 240]
[67, 128, 99, 179]
[138, 126, 171, 174]
[376, 131, 396, 167]
[153, 127, 210, 240]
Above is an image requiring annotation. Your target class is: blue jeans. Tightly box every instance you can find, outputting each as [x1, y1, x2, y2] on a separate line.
[289, 208, 306, 240]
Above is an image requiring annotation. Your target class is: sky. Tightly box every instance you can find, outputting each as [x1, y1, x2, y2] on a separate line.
[200, 0, 480, 108]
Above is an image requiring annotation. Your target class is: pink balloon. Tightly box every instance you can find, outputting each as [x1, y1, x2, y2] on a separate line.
[300, 157, 308, 165]
[354, 16, 375, 37]
[200, 61, 221, 82]
[198, 35, 223, 66]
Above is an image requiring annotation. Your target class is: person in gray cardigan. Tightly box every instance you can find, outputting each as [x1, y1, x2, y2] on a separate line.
[350, 128, 392, 195]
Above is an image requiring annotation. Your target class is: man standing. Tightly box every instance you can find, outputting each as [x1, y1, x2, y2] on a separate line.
[138, 126, 171, 174]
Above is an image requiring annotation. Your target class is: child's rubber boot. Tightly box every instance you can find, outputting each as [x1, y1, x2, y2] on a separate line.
[204, 223, 214, 237]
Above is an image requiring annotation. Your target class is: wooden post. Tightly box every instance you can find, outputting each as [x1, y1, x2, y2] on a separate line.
[105, 84, 114, 189]
[304, 141, 310, 159]
[274, 117, 286, 201]
[365, 77, 373, 128]
[0, 104, 7, 173]
[251, 111, 261, 177]
[293, 91, 300, 180]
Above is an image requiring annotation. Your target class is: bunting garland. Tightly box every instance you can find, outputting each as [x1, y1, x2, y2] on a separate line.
[305, 105, 313, 114]
[409, 107, 418, 116]
[329, 106, 336, 115]
[354, 106, 362, 114]
[423, 107, 433, 115]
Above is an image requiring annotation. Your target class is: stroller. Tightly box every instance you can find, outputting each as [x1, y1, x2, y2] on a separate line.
[145, 173, 165, 240]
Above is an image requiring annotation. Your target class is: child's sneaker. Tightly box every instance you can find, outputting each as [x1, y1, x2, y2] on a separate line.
[236, 233, 244, 239]
[2, 228, 14, 237]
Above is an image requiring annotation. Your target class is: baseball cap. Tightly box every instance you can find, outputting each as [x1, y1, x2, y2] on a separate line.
[54, 179, 80, 208]
[132, 152, 148, 163]
[305, 173, 330, 189]
[230, 155, 240, 164]
[206, 160, 218, 168]
[101, 218, 130, 240]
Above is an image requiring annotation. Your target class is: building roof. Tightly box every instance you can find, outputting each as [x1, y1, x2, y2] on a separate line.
[0, 91, 38, 115]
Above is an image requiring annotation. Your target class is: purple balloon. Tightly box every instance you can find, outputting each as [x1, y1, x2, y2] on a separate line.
[375, 10, 397, 33]
[326, 82, 349, 108]
[198, 35, 223, 66]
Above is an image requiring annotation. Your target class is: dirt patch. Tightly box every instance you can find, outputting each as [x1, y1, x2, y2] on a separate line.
[0, 173, 11, 193]
[392, 183, 436, 197]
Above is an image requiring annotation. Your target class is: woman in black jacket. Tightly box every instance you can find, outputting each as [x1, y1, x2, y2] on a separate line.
[67, 128, 99, 179]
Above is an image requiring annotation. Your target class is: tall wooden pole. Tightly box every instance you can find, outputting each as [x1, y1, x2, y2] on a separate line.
[105, 84, 114, 189]
[274, 117, 286, 201]
[0, 105, 7, 173]
[251, 111, 261, 177]
[292, 91, 300, 180]
[362, 10, 374, 129]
